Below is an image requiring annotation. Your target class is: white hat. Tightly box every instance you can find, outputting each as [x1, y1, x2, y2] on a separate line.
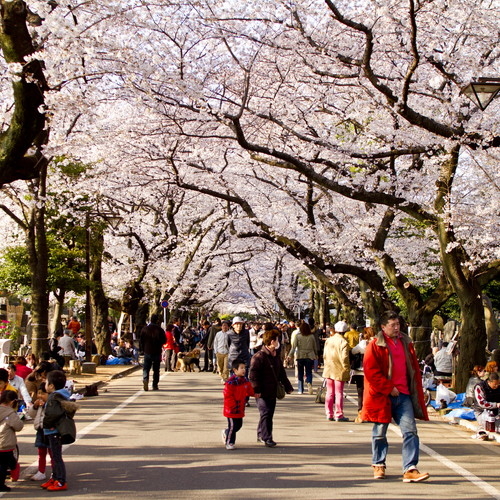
[232, 316, 245, 325]
[334, 320, 349, 333]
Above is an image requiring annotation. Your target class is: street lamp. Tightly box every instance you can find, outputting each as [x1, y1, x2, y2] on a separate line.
[461, 77, 500, 111]
[84, 210, 122, 361]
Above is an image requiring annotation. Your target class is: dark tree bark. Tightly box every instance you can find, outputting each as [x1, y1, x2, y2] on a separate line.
[90, 231, 111, 356]
[0, 0, 49, 186]
[26, 164, 49, 355]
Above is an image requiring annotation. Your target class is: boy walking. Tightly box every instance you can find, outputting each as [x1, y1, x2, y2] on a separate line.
[42, 370, 78, 491]
[222, 359, 255, 450]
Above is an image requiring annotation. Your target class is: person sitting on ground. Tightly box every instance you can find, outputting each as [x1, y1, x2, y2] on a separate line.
[465, 365, 486, 407]
[58, 330, 77, 360]
[7, 364, 32, 407]
[114, 339, 133, 364]
[485, 360, 498, 374]
[26, 353, 39, 370]
[126, 341, 139, 364]
[13, 356, 32, 379]
[48, 334, 65, 368]
[433, 342, 453, 377]
[0, 368, 17, 401]
[75, 336, 86, 361]
[25, 361, 56, 402]
[473, 372, 500, 437]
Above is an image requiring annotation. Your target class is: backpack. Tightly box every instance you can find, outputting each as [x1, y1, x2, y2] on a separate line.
[350, 352, 363, 370]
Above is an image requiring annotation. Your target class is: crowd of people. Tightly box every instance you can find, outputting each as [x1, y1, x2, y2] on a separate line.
[138, 311, 433, 483]
[4, 310, 498, 490]
[0, 352, 77, 492]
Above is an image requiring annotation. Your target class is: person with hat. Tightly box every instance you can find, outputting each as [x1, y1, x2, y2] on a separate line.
[322, 321, 350, 422]
[227, 317, 250, 373]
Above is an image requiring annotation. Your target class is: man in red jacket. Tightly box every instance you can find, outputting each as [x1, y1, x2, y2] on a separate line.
[361, 311, 429, 483]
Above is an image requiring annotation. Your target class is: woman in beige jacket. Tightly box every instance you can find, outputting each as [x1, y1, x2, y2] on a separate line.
[288, 322, 317, 394]
[322, 321, 351, 421]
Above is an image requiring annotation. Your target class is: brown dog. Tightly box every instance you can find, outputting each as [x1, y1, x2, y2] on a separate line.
[176, 348, 201, 372]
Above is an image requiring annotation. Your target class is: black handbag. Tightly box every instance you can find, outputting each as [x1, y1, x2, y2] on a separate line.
[57, 415, 76, 445]
[268, 358, 286, 400]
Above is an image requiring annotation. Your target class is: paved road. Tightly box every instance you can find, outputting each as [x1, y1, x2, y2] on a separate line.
[7, 369, 500, 499]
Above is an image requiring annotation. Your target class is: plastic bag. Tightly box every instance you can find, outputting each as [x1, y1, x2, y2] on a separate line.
[436, 383, 456, 404]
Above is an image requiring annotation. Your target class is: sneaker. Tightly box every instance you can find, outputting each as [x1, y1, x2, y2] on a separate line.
[402, 469, 430, 483]
[152, 386, 159, 391]
[373, 465, 386, 479]
[47, 481, 68, 491]
[257, 436, 264, 443]
[143, 380, 149, 391]
[264, 440, 277, 448]
[326, 416, 334, 421]
[297, 391, 303, 395]
[10, 462, 20, 482]
[221, 429, 227, 445]
[336, 416, 349, 422]
[225, 443, 236, 450]
[41, 478, 56, 489]
[32, 471, 47, 481]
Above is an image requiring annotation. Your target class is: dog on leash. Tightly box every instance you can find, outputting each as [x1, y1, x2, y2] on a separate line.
[176, 348, 201, 372]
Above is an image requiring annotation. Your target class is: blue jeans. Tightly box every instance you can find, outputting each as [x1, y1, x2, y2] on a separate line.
[297, 358, 314, 388]
[47, 434, 65, 484]
[372, 393, 419, 472]
[143, 353, 161, 388]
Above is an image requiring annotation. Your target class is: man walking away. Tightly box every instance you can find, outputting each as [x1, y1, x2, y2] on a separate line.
[140, 314, 166, 391]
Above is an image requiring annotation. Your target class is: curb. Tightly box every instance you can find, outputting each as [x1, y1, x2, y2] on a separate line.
[109, 364, 141, 380]
[74, 364, 141, 393]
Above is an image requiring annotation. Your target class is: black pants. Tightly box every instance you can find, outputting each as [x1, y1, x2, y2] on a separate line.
[351, 375, 364, 412]
[225, 418, 243, 445]
[143, 353, 161, 388]
[256, 397, 277, 442]
[203, 348, 213, 371]
[0, 450, 16, 487]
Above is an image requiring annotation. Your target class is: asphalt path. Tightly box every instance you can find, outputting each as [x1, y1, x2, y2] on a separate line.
[6, 369, 500, 499]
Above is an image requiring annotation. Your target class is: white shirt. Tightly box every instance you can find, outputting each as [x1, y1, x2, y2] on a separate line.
[9, 374, 32, 405]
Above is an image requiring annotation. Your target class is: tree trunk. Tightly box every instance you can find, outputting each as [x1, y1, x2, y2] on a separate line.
[483, 295, 499, 351]
[27, 165, 49, 356]
[50, 289, 66, 336]
[455, 290, 487, 392]
[407, 317, 433, 361]
[90, 231, 111, 356]
[358, 279, 388, 328]
[120, 282, 145, 336]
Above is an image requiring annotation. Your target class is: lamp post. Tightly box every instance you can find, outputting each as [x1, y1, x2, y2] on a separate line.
[461, 77, 500, 111]
[84, 210, 122, 361]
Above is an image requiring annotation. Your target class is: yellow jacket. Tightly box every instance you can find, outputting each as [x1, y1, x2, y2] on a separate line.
[322, 334, 350, 382]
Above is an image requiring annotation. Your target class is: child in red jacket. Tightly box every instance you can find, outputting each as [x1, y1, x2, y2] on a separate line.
[222, 359, 254, 450]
